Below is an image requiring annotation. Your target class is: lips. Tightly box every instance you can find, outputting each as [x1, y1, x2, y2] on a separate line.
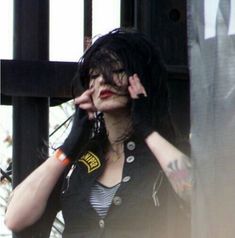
[99, 89, 116, 99]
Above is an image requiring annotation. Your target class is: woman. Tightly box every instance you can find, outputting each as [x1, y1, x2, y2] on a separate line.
[5, 29, 192, 237]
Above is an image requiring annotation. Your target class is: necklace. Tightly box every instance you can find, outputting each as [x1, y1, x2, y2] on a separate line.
[107, 143, 124, 162]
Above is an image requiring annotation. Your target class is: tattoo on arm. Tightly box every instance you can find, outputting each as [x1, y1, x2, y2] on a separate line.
[165, 156, 193, 202]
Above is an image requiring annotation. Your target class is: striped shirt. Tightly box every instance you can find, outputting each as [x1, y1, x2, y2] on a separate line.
[90, 181, 120, 218]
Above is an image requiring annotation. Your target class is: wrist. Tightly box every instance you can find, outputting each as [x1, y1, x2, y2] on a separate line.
[131, 95, 153, 139]
[54, 149, 71, 166]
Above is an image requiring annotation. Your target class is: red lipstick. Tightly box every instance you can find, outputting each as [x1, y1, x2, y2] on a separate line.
[99, 89, 115, 99]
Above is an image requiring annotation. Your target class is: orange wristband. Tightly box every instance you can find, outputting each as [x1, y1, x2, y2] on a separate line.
[54, 149, 71, 166]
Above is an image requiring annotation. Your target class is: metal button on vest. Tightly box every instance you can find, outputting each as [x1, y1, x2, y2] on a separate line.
[122, 176, 131, 183]
[126, 155, 135, 163]
[99, 219, 105, 228]
[113, 196, 122, 205]
[127, 141, 136, 151]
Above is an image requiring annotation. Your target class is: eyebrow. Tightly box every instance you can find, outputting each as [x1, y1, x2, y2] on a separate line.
[89, 73, 100, 79]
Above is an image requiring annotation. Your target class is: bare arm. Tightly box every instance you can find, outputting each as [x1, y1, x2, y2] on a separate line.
[128, 74, 193, 203]
[4, 156, 67, 232]
[145, 131, 193, 203]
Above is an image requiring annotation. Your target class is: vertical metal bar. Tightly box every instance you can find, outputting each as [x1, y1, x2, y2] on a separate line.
[134, 0, 152, 36]
[120, 0, 135, 28]
[84, 0, 92, 50]
[12, 0, 51, 237]
[13, 0, 49, 60]
[12, 97, 49, 184]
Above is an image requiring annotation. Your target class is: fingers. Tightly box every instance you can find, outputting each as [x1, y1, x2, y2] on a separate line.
[74, 88, 96, 118]
[74, 88, 94, 104]
[128, 74, 147, 99]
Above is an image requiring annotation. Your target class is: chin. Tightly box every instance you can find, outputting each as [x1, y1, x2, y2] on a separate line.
[96, 104, 129, 113]
[99, 106, 126, 113]
[95, 99, 129, 112]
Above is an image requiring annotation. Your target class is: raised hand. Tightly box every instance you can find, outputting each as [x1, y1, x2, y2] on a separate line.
[74, 88, 96, 120]
[57, 88, 97, 162]
[128, 74, 147, 98]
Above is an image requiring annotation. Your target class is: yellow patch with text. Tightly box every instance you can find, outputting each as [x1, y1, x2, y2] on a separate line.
[79, 151, 101, 173]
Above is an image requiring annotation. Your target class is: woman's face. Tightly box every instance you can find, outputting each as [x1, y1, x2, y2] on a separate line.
[88, 67, 130, 113]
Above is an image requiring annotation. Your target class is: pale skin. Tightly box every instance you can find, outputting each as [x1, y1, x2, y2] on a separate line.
[5, 72, 193, 232]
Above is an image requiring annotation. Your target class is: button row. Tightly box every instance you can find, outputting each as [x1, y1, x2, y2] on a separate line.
[98, 141, 136, 230]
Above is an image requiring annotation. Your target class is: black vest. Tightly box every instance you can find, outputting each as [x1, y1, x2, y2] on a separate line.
[60, 136, 190, 238]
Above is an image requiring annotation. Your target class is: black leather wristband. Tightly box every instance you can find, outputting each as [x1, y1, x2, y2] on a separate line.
[131, 94, 153, 139]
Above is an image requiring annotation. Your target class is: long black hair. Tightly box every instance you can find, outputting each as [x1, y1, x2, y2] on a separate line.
[72, 28, 175, 144]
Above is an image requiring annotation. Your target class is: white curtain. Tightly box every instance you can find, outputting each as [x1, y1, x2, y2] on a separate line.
[188, 0, 235, 237]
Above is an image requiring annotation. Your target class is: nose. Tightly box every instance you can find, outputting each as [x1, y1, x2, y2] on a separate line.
[97, 74, 105, 84]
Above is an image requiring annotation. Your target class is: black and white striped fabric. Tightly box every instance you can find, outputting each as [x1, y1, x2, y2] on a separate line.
[90, 181, 120, 218]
